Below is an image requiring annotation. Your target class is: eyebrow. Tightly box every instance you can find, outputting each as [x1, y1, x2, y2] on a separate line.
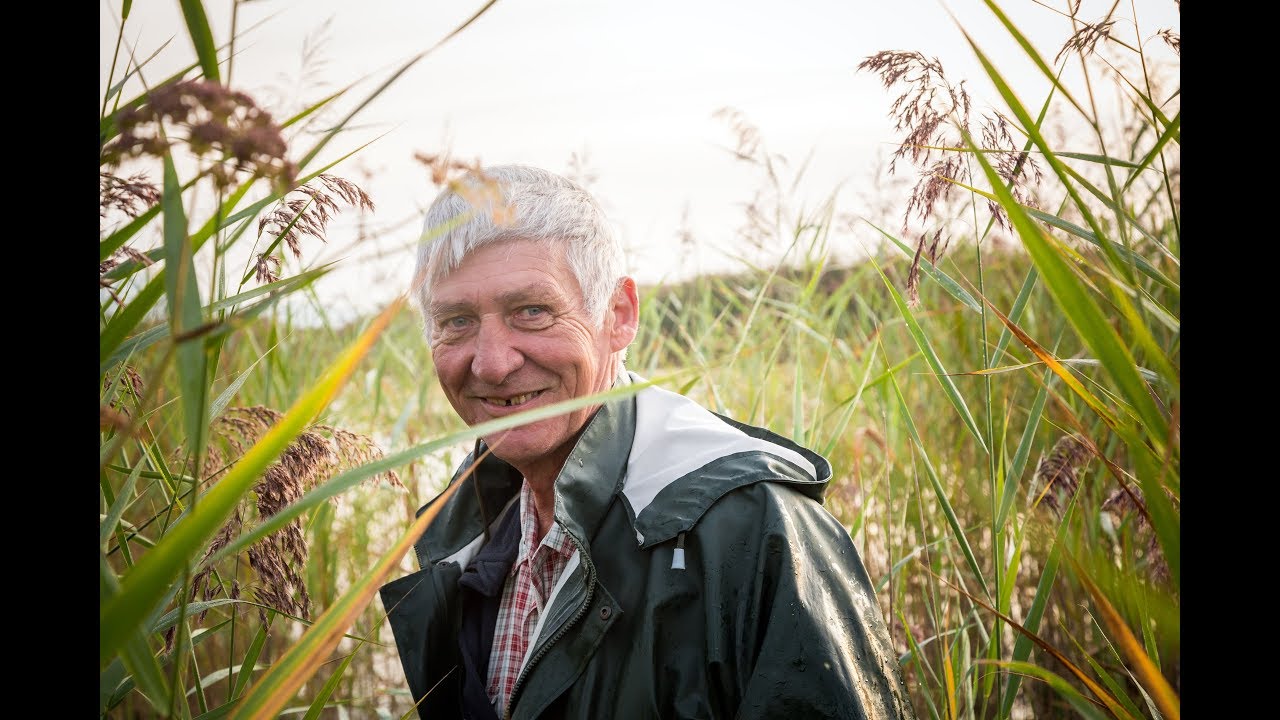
[496, 282, 562, 307]
[427, 282, 564, 318]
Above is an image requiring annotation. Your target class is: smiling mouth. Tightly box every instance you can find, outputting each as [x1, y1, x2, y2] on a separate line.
[486, 390, 544, 407]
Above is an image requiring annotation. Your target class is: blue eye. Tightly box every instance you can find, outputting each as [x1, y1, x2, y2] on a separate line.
[445, 316, 471, 330]
[513, 306, 554, 328]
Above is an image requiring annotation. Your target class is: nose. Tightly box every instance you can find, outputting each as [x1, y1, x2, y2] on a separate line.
[470, 316, 524, 385]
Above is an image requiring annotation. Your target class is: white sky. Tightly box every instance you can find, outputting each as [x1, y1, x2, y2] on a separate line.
[101, 0, 1180, 324]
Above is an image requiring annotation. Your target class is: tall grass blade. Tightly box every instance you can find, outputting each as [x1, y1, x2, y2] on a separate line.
[120, 630, 173, 715]
[1073, 557, 1180, 720]
[991, 266, 1040, 366]
[295, 0, 502, 171]
[958, 30, 1177, 441]
[101, 138, 359, 368]
[178, 0, 220, 82]
[1028, 205, 1174, 289]
[102, 38, 175, 109]
[888, 371, 990, 599]
[162, 153, 211, 480]
[1121, 111, 1181, 193]
[933, 568, 1136, 720]
[1064, 624, 1150, 720]
[232, 621, 272, 700]
[972, 0, 1087, 118]
[984, 660, 1109, 720]
[104, 265, 333, 373]
[870, 254, 988, 454]
[995, 370, 1050, 529]
[998, 498, 1072, 717]
[104, 553, 173, 714]
[866, 220, 981, 313]
[978, 294, 1117, 429]
[102, 461, 145, 547]
[301, 645, 361, 720]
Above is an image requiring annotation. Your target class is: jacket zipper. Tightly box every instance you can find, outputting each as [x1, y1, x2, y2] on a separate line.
[503, 531, 596, 720]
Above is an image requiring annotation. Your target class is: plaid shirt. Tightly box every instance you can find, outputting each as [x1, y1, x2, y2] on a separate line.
[487, 480, 577, 715]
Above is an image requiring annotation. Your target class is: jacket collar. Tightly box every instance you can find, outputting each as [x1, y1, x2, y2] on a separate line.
[546, 372, 637, 547]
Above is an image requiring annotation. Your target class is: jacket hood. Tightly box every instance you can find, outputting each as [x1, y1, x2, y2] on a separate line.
[615, 372, 833, 548]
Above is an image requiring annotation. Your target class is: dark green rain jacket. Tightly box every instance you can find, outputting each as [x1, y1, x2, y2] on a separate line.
[379, 373, 918, 719]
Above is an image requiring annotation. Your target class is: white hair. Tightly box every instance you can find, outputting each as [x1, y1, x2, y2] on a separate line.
[412, 165, 626, 329]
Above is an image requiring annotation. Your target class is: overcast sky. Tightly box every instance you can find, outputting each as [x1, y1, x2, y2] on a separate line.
[100, 0, 1180, 323]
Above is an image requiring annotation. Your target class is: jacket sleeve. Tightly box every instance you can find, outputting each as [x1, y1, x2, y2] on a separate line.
[698, 481, 918, 720]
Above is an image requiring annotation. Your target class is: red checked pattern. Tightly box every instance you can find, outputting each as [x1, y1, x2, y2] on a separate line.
[487, 481, 577, 714]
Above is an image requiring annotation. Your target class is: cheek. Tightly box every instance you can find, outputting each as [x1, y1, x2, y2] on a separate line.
[431, 349, 467, 389]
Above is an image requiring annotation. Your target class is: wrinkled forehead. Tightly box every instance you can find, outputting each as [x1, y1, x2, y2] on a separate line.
[432, 236, 568, 282]
[425, 237, 581, 304]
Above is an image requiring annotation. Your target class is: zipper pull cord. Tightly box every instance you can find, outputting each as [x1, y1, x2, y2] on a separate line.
[671, 532, 687, 570]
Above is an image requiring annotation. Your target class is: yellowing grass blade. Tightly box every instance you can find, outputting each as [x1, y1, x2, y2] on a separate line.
[1073, 557, 1181, 720]
[202, 377, 657, 569]
[228, 449, 473, 718]
[982, 660, 1109, 720]
[979, 294, 1118, 429]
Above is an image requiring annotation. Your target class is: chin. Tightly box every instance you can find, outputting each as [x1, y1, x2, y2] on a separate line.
[485, 422, 577, 470]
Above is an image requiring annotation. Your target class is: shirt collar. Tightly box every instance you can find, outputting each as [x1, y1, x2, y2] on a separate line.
[515, 479, 575, 566]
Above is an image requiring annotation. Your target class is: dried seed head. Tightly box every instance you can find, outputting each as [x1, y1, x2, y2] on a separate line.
[254, 254, 282, 284]
[906, 233, 926, 309]
[1031, 434, 1092, 515]
[980, 113, 1042, 227]
[100, 172, 161, 220]
[414, 151, 484, 187]
[1055, 19, 1117, 65]
[182, 407, 401, 627]
[566, 149, 599, 190]
[855, 51, 961, 173]
[858, 49, 1043, 291]
[1158, 29, 1180, 55]
[1101, 485, 1178, 586]
[253, 174, 375, 281]
[101, 365, 144, 419]
[102, 79, 297, 193]
[100, 405, 133, 434]
[713, 107, 763, 163]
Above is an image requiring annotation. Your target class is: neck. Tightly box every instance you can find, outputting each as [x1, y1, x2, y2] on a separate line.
[525, 475, 558, 539]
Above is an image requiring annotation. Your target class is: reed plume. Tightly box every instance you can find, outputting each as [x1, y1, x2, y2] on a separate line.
[175, 406, 402, 643]
[856, 51, 1041, 307]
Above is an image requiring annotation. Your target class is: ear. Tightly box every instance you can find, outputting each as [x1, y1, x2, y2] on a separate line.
[607, 276, 640, 352]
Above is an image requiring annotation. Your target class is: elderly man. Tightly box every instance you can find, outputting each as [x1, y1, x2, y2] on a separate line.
[379, 165, 917, 720]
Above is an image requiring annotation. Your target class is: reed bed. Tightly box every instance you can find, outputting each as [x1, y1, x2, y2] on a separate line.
[100, 1, 1178, 717]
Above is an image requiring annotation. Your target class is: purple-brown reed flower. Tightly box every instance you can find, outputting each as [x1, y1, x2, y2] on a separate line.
[857, 51, 1042, 307]
[254, 173, 375, 284]
[102, 79, 297, 195]
[170, 406, 402, 646]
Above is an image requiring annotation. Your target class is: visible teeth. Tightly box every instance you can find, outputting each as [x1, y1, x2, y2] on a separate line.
[500, 392, 538, 407]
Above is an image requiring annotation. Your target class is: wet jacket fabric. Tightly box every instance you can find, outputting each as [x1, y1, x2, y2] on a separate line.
[379, 373, 918, 720]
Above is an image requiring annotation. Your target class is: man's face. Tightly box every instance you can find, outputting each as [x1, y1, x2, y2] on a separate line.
[427, 239, 637, 481]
